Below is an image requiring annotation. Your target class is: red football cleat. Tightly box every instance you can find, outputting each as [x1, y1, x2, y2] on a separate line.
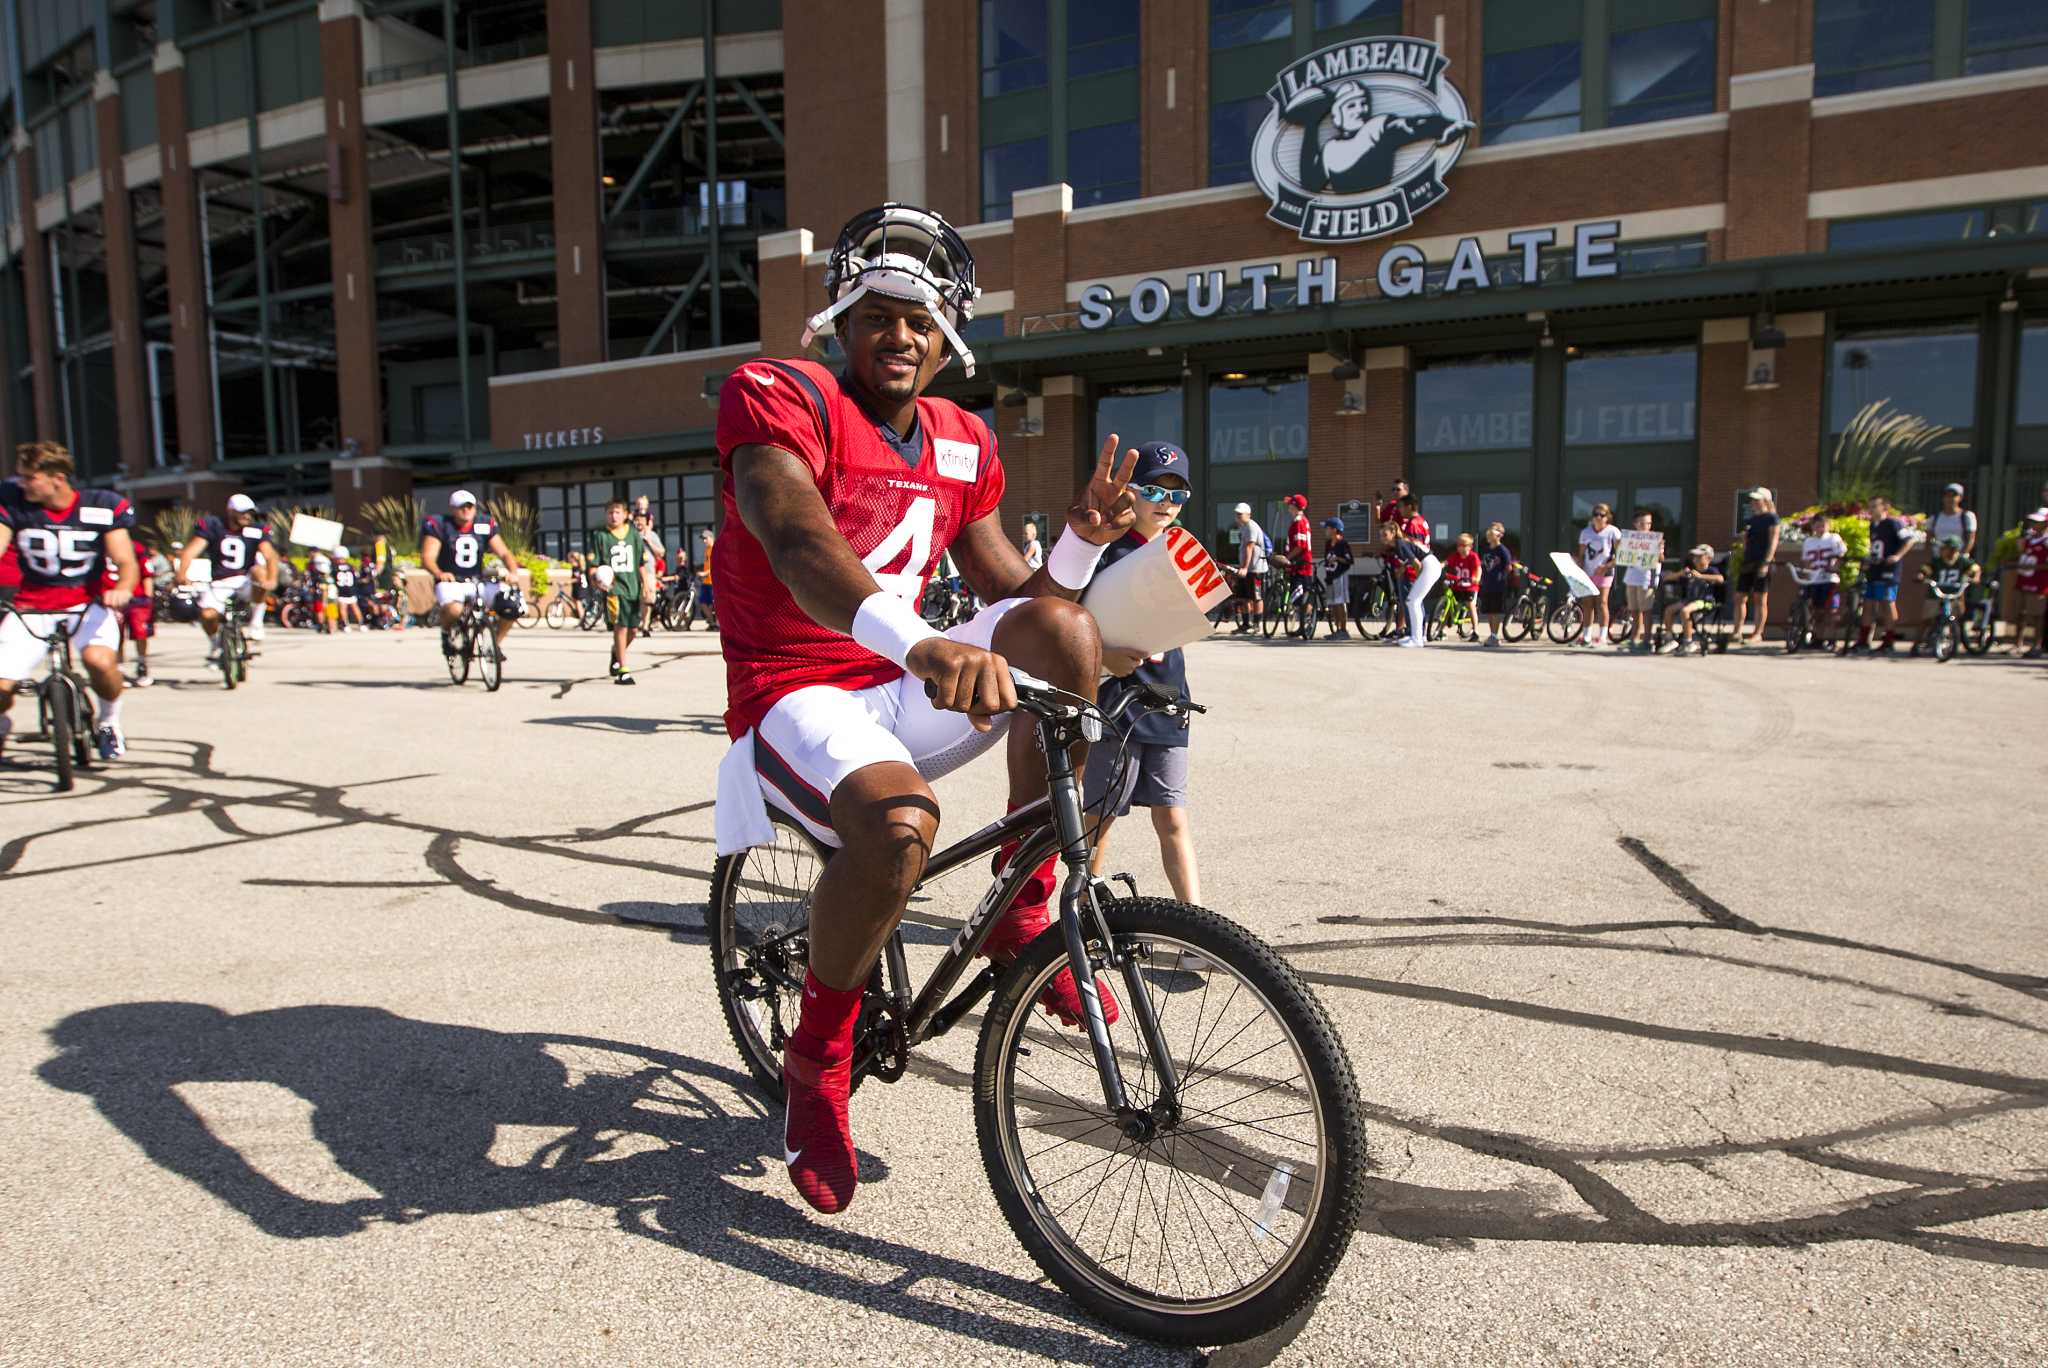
[782, 1044, 857, 1215]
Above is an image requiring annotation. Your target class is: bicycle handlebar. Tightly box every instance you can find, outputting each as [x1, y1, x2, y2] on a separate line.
[922, 667, 1205, 724]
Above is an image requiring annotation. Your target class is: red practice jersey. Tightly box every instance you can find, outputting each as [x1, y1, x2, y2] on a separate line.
[1442, 550, 1481, 592]
[1288, 514, 1314, 577]
[713, 358, 1006, 738]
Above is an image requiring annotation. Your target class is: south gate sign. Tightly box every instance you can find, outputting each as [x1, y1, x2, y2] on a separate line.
[1251, 37, 1473, 244]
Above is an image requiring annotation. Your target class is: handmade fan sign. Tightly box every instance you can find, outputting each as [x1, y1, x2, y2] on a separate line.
[1083, 526, 1233, 656]
[288, 512, 345, 552]
[1549, 550, 1602, 600]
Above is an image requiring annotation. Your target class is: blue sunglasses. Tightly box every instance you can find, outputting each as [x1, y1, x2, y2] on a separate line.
[1134, 484, 1191, 505]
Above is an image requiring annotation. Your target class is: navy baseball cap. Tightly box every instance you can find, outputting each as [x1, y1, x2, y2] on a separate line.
[1322, 516, 1345, 532]
[1131, 441, 1189, 484]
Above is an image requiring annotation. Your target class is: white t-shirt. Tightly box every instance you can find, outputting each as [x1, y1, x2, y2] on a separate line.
[1929, 509, 1976, 547]
[1022, 539, 1044, 570]
[1800, 531, 1848, 582]
[1579, 523, 1621, 574]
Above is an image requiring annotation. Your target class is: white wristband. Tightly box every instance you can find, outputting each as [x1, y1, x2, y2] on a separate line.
[852, 591, 942, 669]
[1046, 527, 1108, 591]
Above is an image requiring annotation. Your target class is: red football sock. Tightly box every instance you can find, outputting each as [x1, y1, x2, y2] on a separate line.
[984, 801, 1060, 960]
[789, 968, 863, 1065]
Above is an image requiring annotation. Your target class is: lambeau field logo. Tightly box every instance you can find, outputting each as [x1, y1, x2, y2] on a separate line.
[1252, 37, 1473, 244]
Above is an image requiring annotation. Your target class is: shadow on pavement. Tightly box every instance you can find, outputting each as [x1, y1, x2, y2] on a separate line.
[526, 714, 728, 736]
[37, 1002, 1145, 1363]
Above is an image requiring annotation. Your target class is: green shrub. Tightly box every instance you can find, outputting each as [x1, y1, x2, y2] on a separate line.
[1989, 526, 2023, 569]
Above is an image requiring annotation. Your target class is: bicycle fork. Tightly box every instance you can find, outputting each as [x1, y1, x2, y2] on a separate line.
[1042, 724, 1185, 1136]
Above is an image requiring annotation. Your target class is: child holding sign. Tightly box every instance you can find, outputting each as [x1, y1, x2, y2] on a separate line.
[1620, 509, 1664, 653]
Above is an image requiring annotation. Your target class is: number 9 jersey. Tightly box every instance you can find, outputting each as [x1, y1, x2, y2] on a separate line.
[712, 358, 1004, 739]
[0, 484, 135, 610]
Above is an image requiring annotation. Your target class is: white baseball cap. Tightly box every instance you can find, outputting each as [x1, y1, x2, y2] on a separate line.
[227, 493, 256, 512]
[2026, 507, 2048, 523]
[449, 488, 478, 508]
[1748, 487, 1773, 504]
[1942, 482, 1964, 495]
[1233, 501, 1252, 514]
[335, 545, 350, 559]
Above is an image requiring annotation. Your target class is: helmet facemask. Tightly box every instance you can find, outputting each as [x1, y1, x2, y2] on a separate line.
[803, 204, 982, 377]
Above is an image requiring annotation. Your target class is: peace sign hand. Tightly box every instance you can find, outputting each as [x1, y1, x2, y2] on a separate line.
[1068, 432, 1141, 546]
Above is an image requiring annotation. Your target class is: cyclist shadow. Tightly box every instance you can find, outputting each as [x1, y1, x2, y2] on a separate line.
[38, 1001, 1145, 1363]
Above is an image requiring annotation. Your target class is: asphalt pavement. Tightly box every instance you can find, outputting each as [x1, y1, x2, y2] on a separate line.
[1, 618, 2044, 1367]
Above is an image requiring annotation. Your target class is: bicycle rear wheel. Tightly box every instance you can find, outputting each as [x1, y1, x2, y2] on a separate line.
[1289, 589, 1319, 640]
[1785, 600, 1808, 654]
[544, 597, 570, 629]
[478, 628, 504, 690]
[1456, 607, 1477, 642]
[1965, 602, 1995, 655]
[44, 678, 75, 792]
[67, 676, 94, 772]
[708, 810, 830, 1098]
[1259, 588, 1283, 638]
[974, 896, 1364, 1346]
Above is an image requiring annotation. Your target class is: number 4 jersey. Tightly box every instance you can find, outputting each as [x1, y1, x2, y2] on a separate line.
[0, 485, 135, 610]
[712, 358, 1005, 739]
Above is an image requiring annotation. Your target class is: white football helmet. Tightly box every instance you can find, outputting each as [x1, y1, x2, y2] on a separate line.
[802, 203, 983, 377]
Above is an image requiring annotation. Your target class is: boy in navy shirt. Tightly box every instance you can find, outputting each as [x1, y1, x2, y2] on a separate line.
[1083, 442, 1201, 905]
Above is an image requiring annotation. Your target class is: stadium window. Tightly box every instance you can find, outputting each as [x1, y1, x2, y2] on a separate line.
[981, 136, 1050, 221]
[1205, 0, 1400, 185]
[1067, 120, 1140, 207]
[1483, 0, 1716, 145]
[1211, 0, 1293, 50]
[1814, 0, 2048, 93]
[1068, 0, 1139, 79]
[982, 0, 1050, 98]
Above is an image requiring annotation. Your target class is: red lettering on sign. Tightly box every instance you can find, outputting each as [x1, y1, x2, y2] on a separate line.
[1169, 528, 1226, 599]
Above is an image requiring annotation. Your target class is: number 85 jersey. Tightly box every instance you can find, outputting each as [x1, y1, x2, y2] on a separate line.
[0, 484, 134, 610]
[712, 358, 1005, 739]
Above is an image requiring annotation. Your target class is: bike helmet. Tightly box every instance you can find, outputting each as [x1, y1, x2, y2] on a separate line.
[803, 204, 983, 377]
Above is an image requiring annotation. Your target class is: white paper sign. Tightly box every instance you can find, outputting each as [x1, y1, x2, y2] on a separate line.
[289, 512, 344, 551]
[1614, 530, 1664, 569]
[1549, 550, 1601, 600]
[1083, 527, 1233, 656]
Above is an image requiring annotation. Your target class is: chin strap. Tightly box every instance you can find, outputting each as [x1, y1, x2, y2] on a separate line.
[800, 280, 979, 378]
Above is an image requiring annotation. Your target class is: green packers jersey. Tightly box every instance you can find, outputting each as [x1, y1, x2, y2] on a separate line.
[589, 525, 645, 598]
[1927, 556, 1976, 593]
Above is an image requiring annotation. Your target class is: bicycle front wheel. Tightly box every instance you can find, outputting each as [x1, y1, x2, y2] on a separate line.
[974, 897, 1364, 1347]
[220, 624, 241, 689]
[1545, 602, 1582, 644]
[478, 630, 504, 691]
[1260, 589, 1283, 638]
[1965, 604, 1994, 656]
[45, 678, 75, 792]
[1290, 589, 1319, 640]
[544, 597, 570, 629]
[1501, 594, 1532, 643]
[67, 676, 94, 772]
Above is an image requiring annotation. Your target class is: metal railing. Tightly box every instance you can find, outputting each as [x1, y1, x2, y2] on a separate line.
[376, 220, 556, 270]
[364, 34, 549, 87]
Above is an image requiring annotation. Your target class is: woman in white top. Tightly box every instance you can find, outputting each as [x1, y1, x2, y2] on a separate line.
[1020, 520, 1045, 571]
[1928, 483, 1976, 558]
[1576, 503, 1623, 647]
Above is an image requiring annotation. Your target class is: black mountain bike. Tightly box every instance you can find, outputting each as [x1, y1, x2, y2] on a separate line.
[1502, 570, 1549, 643]
[1964, 572, 1998, 656]
[9, 607, 96, 791]
[444, 586, 505, 691]
[708, 674, 1364, 1345]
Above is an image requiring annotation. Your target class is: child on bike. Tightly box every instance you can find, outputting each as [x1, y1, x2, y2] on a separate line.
[1917, 535, 1979, 603]
[2013, 509, 2047, 657]
[1659, 544, 1724, 652]
[1442, 532, 1481, 637]
[1320, 517, 1353, 637]
[1621, 509, 1661, 653]
[1796, 512, 1847, 646]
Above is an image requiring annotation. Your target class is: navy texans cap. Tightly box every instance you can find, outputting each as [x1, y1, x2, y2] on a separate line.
[1131, 441, 1190, 484]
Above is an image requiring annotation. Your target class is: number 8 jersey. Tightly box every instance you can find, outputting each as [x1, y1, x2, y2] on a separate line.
[0, 484, 135, 610]
[712, 358, 1005, 739]
[420, 514, 497, 580]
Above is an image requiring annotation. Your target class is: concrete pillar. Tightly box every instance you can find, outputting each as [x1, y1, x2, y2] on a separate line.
[95, 72, 153, 478]
[785, 0, 889, 234]
[1725, 65, 1813, 260]
[331, 455, 415, 542]
[154, 43, 218, 468]
[1697, 314, 1825, 554]
[921, 0, 974, 224]
[320, 4, 384, 456]
[546, 0, 606, 366]
[12, 136, 60, 440]
[1144, 0, 1203, 196]
[756, 227, 814, 359]
[1008, 183, 1070, 335]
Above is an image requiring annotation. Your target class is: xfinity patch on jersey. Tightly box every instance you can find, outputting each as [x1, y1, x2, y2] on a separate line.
[79, 505, 114, 525]
[934, 438, 979, 483]
[475, 522, 495, 536]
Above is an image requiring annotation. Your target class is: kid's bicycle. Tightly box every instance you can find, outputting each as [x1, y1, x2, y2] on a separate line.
[1426, 585, 1478, 642]
[708, 673, 1365, 1345]
[1912, 578, 1970, 662]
